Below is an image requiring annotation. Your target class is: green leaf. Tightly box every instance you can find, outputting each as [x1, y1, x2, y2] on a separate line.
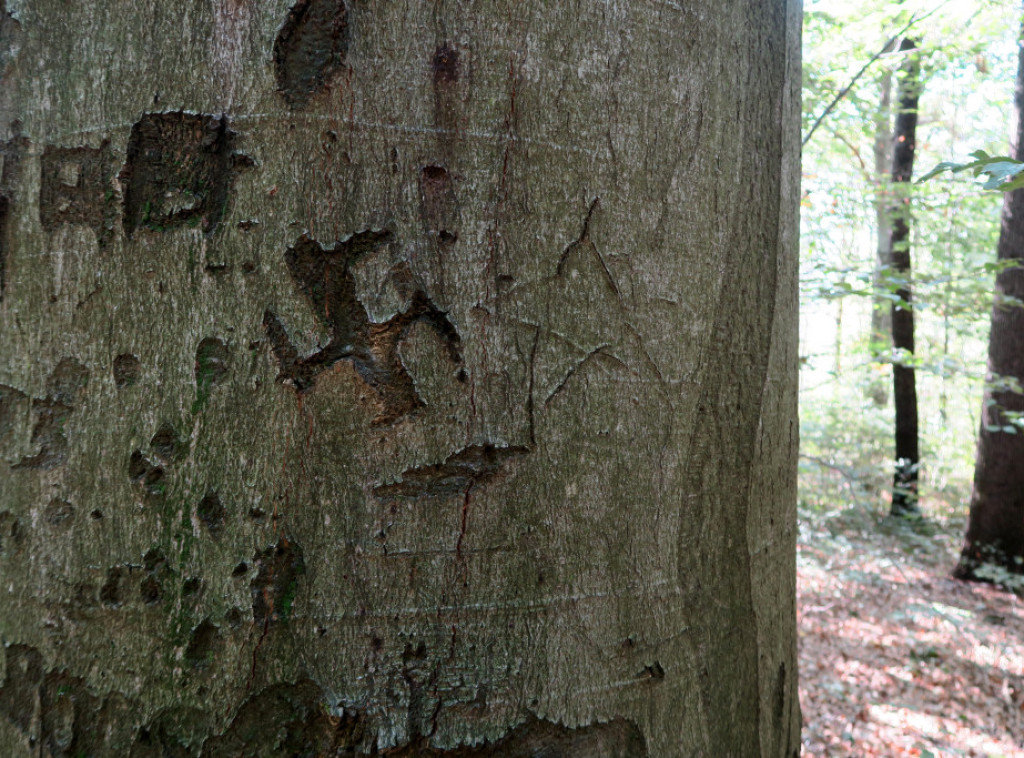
[919, 151, 1024, 192]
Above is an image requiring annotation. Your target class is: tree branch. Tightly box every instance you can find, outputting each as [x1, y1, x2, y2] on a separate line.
[802, 3, 952, 148]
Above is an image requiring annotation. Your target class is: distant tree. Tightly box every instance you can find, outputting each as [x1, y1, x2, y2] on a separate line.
[888, 39, 923, 516]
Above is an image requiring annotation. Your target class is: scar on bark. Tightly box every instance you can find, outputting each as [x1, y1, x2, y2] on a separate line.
[202, 676, 646, 756]
[14, 357, 88, 470]
[0, 382, 28, 444]
[184, 618, 220, 669]
[0, 646, 648, 757]
[193, 336, 229, 412]
[373, 444, 529, 498]
[39, 141, 118, 243]
[432, 42, 459, 83]
[128, 449, 165, 502]
[387, 716, 649, 756]
[251, 537, 305, 625]
[0, 510, 23, 555]
[197, 491, 226, 535]
[112, 353, 141, 388]
[264, 231, 462, 424]
[0, 133, 28, 301]
[140, 548, 169, 605]
[0, 643, 205, 756]
[120, 112, 251, 236]
[556, 196, 621, 299]
[274, 0, 348, 107]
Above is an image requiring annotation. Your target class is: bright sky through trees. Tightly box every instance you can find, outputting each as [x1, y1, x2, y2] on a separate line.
[800, 0, 1019, 511]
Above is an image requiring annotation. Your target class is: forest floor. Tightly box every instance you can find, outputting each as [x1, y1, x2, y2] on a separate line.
[799, 507, 1024, 757]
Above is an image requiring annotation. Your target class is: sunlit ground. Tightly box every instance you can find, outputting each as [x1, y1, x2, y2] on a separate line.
[799, 508, 1024, 756]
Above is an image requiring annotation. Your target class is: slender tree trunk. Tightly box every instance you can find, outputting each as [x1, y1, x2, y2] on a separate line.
[956, 24, 1024, 580]
[0, 1, 801, 755]
[868, 69, 893, 407]
[888, 39, 922, 517]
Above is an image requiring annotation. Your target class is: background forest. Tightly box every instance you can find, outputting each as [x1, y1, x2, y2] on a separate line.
[800, 0, 1024, 754]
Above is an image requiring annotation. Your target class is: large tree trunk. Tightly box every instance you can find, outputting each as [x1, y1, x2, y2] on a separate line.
[0, 1, 801, 755]
[888, 39, 921, 517]
[957, 26, 1024, 581]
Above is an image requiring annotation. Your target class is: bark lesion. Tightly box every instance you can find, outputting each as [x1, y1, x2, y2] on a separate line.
[13, 357, 88, 470]
[373, 444, 529, 499]
[120, 112, 249, 237]
[38, 140, 118, 243]
[274, 0, 349, 108]
[251, 537, 306, 626]
[265, 231, 463, 424]
[0, 133, 27, 301]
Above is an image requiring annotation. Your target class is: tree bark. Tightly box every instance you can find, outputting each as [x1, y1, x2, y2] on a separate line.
[957, 24, 1024, 580]
[888, 39, 921, 517]
[0, 1, 801, 755]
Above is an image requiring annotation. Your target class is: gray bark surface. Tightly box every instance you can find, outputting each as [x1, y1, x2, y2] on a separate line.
[0, 0, 801, 754]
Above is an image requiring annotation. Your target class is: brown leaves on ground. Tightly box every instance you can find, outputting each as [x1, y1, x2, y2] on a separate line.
[800, 509, 1024, 757]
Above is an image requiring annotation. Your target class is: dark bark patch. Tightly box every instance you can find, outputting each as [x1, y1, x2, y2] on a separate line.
[15, 357, 88, 470]
[139, 575, 162, 605]
[0, 195, 8, 299]
[44, 498, 74, 526]
[184, 618, 219, 668]
[0, 510, 23, 554]
[140, 548, 168, 605]
[39, 671, 92, 754]
[150, 421, 186, 463]
[100, 565, 129, 607]
[193, 336, 229, 412]
[374, 444, 529, 499]
[39, 141, 117, 241]
[251, 537, 305, 625]
[203, 678, 365, 756]
[128, 449, 166, 502]
[143, 548, 167, 573]
[774, 662, 787, 725]
[273, 0, 349, 107]
[0, 644, 44, 733]
[0, 382, 27, 441]
[197, 491, 226, 535]
[386, 716, 649, 756]
[15, 399, 73, 469]
[182, 577, 202, 597]
[46, 357, 89, 405]
[0, 645, 137, 755]
[0, 134, 28, 301]
[637, 662, 665, 681]
[73, 580, 98, 608]
[132, 707, 211, 758]
[422, 164, 449, 189]
[224, 606, 243, 627]
[266, 231, 462, 423]
[120, 112, 243, 236]
[432, 42, 459, 83]
[420, 164, 457, 231]
[113, 353, 141, 388]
